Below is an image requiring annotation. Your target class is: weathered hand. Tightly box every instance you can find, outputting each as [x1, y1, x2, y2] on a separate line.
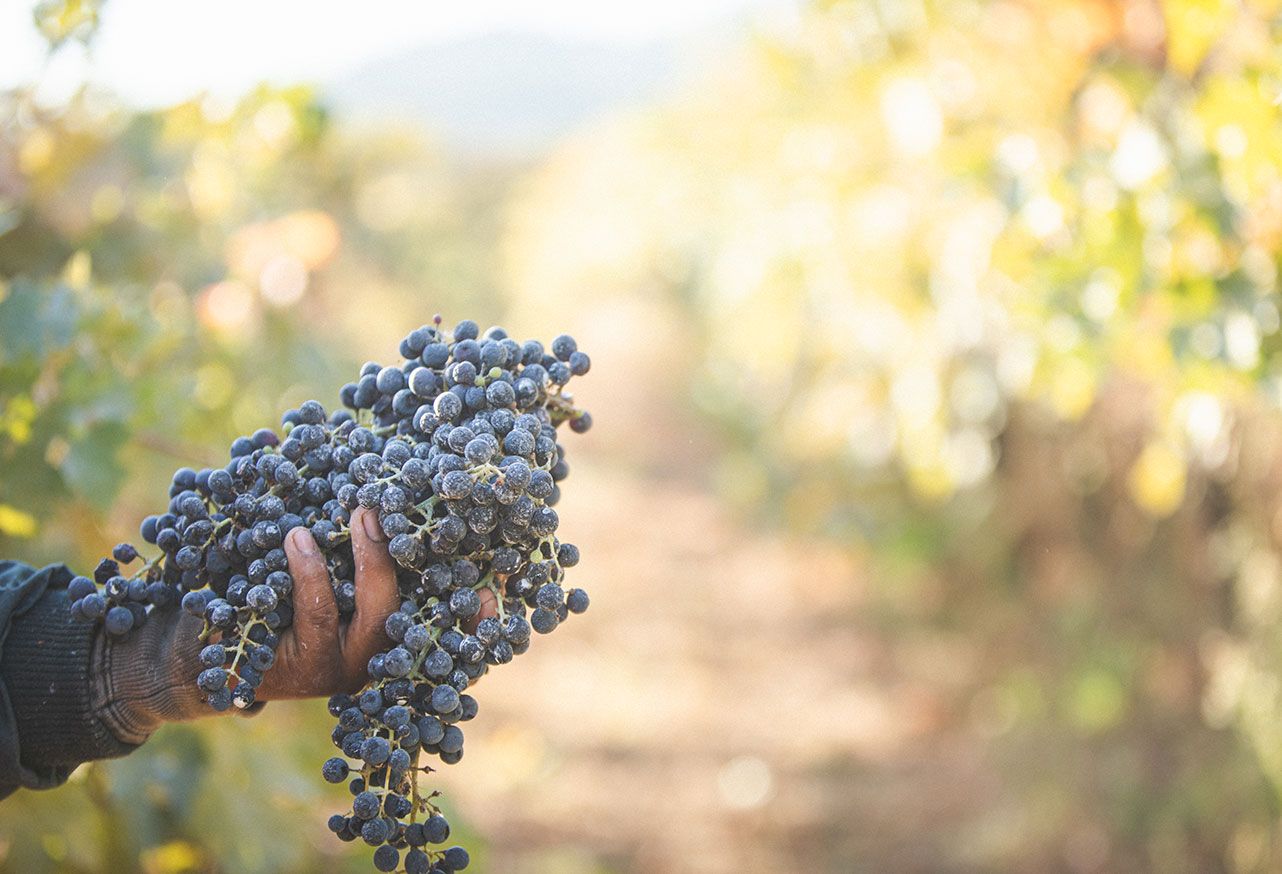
[254, 507, 401, 700]
[102, 505, 501, 739]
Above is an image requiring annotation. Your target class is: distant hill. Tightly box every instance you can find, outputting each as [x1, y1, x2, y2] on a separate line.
[322, 31, 683, 156]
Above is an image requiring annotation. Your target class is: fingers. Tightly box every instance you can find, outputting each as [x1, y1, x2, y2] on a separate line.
[477, 585, 498, 620]
[342, 507, 400, 684]
[283, 526, 339, 660]
[463, 585, 499, 634]
[253, 527, 341, 700]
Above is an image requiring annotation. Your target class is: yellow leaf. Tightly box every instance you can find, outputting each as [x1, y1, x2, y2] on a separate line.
[40, 833, 66, 861]
[0, 505, 38, 538]
[33, 0, 100, 46]
[61, 250, 91, 289]
[1127, 441, 1187, 517]
[1163, 0, 1237, 78]
[0, 395, 37, 445]
[140, 839, 204, 874]
[1069, 668, 1127, 733]
[17, 128, 54, 176]
[1048, 357, 1096, 421]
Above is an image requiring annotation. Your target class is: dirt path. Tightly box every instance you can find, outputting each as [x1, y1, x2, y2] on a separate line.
[436, 459, 1016, 874]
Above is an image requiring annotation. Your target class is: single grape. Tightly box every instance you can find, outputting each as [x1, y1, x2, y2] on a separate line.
[535, 583, 564, 612]
[438, 724, 464, 755]
[383, 646, 414, 678]
[352, 790, 381, 820]
[530, 608, 559, 634]
[417, 715, 445, 745]
[231, 682, 256, 709]
[431, 684, 460, 714]
[322, 757, 350, 784]
[196, 668, 228, 692]
[372, 845, 399, 873]
[403, 624, 432, 652]
[443, 846, 470, 871]
[384, 611, 413, 642]
[79, 592, 107, 620]
[104, 605, 134, 636]
[550, 334, 577, 361]
[68, 575, 96, 601]
[359, 688, 384, 714]
[360, 818, 389, 846]
[404, 847, 431, 874]
[449, 587, 481, 619]
[361, 736, 392, 766]
[566, 588, 590, 614]
[112, 542, 140, 564]
[382, 705, 410, 730]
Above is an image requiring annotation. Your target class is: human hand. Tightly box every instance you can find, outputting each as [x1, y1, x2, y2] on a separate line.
[100, 505, 501, 742]
[254, 505, 499, 701]
[254, 506, 401, 700]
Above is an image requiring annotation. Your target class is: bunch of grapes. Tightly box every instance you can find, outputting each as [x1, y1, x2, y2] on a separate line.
[68, 317, 592, 874]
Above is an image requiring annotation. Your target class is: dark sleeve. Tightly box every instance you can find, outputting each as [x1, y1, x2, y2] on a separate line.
[0, 561, 139, 800]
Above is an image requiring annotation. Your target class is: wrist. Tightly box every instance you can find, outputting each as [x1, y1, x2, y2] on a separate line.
[91, 609, 216, 743]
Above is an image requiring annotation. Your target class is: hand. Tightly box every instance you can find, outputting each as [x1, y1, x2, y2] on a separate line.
[254, 506, 400, 700]
[99, 506, 500, 740]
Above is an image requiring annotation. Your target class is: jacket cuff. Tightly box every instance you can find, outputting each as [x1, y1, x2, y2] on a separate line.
[91, 607, 212, 745]
[92, 601, 268, 743]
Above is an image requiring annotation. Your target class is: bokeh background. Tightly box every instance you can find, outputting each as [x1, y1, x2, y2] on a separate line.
[4, 0, 1282, 871]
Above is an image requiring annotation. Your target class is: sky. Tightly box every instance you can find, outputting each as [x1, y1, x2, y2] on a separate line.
[0, 0, 795, 108]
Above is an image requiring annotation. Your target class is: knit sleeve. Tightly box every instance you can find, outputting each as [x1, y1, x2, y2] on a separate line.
[0, 560, 270, 801]
[0, 561, 137, 799]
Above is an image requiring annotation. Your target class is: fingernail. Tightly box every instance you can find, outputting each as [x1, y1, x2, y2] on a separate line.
[362, 508, 387, 543]
[291, 526, 317, 556]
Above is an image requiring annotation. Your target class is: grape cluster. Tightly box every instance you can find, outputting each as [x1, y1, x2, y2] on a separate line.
[68, 317, 592, 874]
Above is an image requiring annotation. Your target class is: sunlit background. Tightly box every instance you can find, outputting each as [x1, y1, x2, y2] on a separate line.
[5, 0, 1282, 872]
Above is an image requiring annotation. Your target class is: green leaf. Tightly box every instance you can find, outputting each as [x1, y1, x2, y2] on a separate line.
[60, 421, 128, 510]
[0, 280, 78, 363]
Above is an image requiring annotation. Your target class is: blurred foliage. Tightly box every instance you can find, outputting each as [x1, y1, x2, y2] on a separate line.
[11, 0, 1282, 872]
[499, 0, 1282, 870]
[0, 70, 520, 874]
[0, 83, 517, 567]
[510, 0, 1282, 516]
[32, 0, 105, 50]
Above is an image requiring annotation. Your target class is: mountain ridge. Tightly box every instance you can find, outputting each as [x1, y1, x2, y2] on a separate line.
[321, 30, 684, 156]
